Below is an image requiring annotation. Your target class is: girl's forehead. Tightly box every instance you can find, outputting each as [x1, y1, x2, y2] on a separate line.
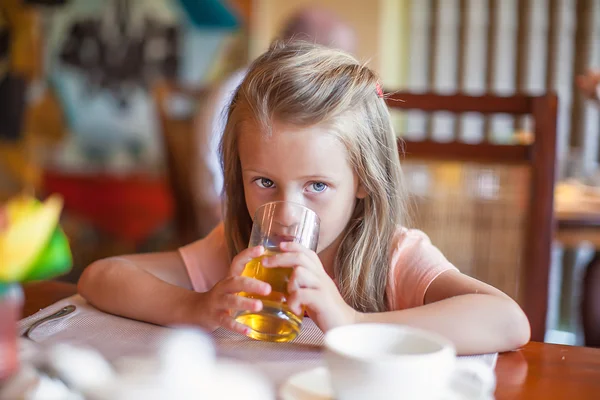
[237, 119, 353, 175]
[238, 117, 329, 140]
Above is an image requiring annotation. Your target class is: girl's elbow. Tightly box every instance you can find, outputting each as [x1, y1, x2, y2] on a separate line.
[505, 302, 531, 350]
[77, 259, 111, 301]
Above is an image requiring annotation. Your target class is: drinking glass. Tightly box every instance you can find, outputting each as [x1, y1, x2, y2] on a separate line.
[234, 201, 319, 342]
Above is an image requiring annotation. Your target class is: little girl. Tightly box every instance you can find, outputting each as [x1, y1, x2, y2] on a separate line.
[79, 41, 530, 355]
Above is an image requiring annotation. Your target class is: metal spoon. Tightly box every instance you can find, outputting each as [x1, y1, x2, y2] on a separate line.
[22, 305, 77, 339]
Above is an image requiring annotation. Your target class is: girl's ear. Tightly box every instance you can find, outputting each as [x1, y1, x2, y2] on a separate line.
[356, 183, 368, 199]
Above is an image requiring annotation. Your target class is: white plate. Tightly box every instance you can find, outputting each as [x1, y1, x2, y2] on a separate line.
[279, 367, 334, 400]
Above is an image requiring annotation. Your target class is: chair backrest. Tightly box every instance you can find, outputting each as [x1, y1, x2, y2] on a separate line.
[153, 81, 201, 246]
[385, 92, 558, 342]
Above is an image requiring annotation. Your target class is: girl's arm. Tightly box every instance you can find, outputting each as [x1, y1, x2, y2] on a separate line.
[78, 252, 206, 327]
[78, 245, 271, 334]
[354, 270, 531, 355]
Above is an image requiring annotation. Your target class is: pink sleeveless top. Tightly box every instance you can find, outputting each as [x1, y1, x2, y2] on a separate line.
[179, 224, 457, 310]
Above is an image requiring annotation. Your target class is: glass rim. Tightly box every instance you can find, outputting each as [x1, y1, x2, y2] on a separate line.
[255, 200, 320, 224]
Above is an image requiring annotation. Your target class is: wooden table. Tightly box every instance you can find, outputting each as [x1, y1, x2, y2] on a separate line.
[22, 281, 79, 318]
[556, 210, 600, 248]
[556, 210, 600, 347]
[21, 281, 600, 399]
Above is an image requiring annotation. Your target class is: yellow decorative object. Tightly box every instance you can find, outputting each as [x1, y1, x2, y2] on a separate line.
[5, 193, 40, 221]
[0, 194, 72, 282]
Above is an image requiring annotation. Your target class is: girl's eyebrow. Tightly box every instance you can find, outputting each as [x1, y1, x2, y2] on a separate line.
[242, 169, 336, 182]
[298, 175, 336, 181]
[242, 168, 269, 175]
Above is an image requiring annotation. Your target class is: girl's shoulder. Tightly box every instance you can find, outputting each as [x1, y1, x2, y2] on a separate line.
[387, 226, 457, 310]
[390, 226, 437, 253]
[389, 225, 452, 268]
[179, 223, 229, 292]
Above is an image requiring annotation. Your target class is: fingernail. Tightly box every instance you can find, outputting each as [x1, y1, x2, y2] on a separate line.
[280, 242, 289, 249]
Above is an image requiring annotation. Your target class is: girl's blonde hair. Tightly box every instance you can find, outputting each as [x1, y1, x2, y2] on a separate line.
[220, 41, 409, 312]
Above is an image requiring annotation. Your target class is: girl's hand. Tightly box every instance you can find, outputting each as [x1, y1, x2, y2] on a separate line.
[262, 242, 356, 332]
[199, 245, 271, 335]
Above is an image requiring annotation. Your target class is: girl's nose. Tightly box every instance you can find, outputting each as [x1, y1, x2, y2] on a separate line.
[272, 201, 301, 230]
[267, 200, 319, 251]
[274, 191, 305, 216]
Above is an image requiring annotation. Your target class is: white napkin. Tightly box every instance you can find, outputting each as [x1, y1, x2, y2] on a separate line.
[19, 295, 498, 386]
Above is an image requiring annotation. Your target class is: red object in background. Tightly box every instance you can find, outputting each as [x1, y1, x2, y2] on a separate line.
[43, 171, 174, 245]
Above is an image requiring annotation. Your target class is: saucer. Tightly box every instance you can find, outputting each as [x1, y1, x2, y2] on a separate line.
[279, 367, 496, 400]
[279, 367, 333, 400]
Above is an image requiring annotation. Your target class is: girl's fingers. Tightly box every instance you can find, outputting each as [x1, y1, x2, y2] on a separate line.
[262, 250, 315, 272]
[222, 276, 271, 296]
[288, 267, 320, 292]
[280, 242, 322, 264]
[287, 288, 319, 316]
[230, 245, 265, 276]
[223, 294, 263, 312]
[219, 312, 250, 335]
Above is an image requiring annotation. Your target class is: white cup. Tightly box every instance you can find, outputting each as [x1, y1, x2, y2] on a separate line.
[324, 324, 496, 400]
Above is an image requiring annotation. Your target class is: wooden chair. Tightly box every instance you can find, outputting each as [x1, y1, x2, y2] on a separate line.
[385, 92, 558, 342]
[153, 81, 202, 246]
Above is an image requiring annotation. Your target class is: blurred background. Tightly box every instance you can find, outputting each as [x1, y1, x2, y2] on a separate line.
[1, 0, 600, 346]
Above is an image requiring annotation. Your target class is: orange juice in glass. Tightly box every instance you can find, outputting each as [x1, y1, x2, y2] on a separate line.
[234, 201, 319, 342]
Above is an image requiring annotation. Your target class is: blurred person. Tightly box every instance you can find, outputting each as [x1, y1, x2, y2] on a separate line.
[191, 7, 357, 237]
[577, 69, 600, 102]
[577, 68, 600, 347]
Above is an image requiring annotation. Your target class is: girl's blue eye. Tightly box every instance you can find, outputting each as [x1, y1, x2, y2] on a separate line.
[255, 178, 275, 188]
[308, 182, 328, 193]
